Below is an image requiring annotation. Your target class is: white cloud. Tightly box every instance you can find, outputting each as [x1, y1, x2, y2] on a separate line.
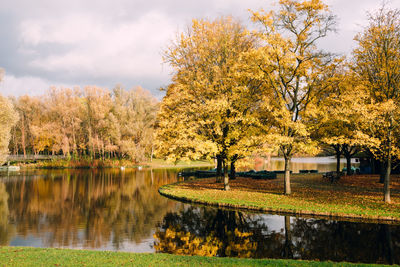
[0, 74, 71, 97]
[19, 11, 176, 80]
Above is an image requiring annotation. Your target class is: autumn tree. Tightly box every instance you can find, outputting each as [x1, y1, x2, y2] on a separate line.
[0, 70, 18, 164]
[7, 86, 158, 162]
[0, 95, 18, 164]
[11, 96, 38, 157]
[353, 6, 400, 203]
[314, 67, 371, 176]
[157, 17, 262, 190]
[249, 0, 337, 194]
[45, 87, 84, 157]
[28, 97, 52, 155]
[113, 86, 158, 161]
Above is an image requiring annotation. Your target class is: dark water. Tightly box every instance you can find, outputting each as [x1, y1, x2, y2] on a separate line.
[0, 168, 398, 265]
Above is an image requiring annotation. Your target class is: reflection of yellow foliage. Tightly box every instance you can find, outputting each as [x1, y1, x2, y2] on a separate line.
[225, 229, 257, 258]
[154, 227, 257, 258]
[0, 183, 15, 245]
[154, 227, 221, 256]
[8, 169, 177, 248]
[0, 183, 9, 225]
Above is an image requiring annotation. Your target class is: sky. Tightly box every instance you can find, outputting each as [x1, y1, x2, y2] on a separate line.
[0, 0, 398, 99]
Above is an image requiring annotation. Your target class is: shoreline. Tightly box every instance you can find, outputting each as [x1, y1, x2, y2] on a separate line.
[158, 175, 400, 223]
[6, 158, 214, 170]
[159, 184, 400, 224]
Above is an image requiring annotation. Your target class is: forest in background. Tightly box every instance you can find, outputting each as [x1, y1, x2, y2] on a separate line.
[6, 86, 158, 162]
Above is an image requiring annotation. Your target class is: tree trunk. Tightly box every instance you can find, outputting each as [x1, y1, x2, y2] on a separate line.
[282, 216, 293, 258]
[223, 160, 230, 191]
[342, 145, 353, 175]
[334, 145, 341, 175]
[230, 160, 236, 180]
[382, 224, 394, 265]
[384, 118, 392, 203]
[284, 156, 291, 195]
[371, 157, 376, 175]
[216, 155, 222, 183]
[379, 162, 385, 183]
[21, 115, 26, 158]
[384, 157, 391, 203]
[12, 127, 18, 155]
[346, 155, 351, 175]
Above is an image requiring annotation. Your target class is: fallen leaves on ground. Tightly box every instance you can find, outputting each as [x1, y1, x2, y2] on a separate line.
[162, 174, 400, 221]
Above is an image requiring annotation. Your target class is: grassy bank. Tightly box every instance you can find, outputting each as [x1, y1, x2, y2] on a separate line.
[18, 158, 214, 169]
[159, 174, 400, 222]
[0, 247, 393, 267]
[145, 159, 214, 168]
[20, 158, 141, 169]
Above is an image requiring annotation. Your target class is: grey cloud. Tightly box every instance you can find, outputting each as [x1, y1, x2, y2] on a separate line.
[1, 0, 400, 97]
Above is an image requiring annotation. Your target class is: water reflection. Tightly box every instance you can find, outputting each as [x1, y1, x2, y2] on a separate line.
[0, 168, 398, 265]
[3, 168, 181, 250]
[0, 183, 15, 245]
[154, 207, 400, 265]
[263, 157, 359, 173]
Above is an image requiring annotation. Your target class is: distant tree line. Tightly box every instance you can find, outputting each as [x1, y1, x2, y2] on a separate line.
[7, 86, 158, 162]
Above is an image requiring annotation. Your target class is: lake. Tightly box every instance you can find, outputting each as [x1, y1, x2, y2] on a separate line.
[259, 156, 359, 173]
[0, 159, 397, 265]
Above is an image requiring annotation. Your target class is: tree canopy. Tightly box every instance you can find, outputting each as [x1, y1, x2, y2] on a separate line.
[0, 70, 18, 165]
[247, 0, 338, 194]
[156, 17, 263, 190]
[8, 86, 158, 162]
[352, 6, 400, 203]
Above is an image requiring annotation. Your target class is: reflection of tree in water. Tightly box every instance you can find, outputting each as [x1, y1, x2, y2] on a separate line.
[4, 168, 179, 249]
[155, 207, 400, 264]
[289, 218, 399, 264]
[0, 183, 15, 245]
[154, 207, 262, 257]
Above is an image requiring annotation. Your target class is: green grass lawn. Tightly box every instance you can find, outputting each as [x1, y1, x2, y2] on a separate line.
[159, 174, 400, 222]
[0, 247, 394, 267]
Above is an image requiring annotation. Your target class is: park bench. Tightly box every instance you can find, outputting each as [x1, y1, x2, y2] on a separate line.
[299, 169, 318, 173]
[323, 171, 342, 183]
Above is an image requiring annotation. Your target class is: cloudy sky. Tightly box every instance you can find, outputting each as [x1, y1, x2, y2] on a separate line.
[0, 0, 398, 98]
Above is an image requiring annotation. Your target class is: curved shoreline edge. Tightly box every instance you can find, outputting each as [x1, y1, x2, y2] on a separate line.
[159, 181, 400, 224]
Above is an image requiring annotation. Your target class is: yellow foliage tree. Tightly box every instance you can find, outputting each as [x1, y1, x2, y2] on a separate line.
[248, 0, 338, 194]
[0, 95, 18, 164]
[313, 67, 374, 175]
[353, 6, 400, 203]
[156, 17, 263, 190]
[0, 70, 18, 164]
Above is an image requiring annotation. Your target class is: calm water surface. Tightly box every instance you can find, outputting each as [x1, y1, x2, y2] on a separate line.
[262, 156, 359, 173]
[0, 160, 397, 265]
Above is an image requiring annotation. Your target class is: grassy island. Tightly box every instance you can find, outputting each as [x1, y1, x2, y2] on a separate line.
[0, 247, 394, 267]
[159, 174, 400, 222]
